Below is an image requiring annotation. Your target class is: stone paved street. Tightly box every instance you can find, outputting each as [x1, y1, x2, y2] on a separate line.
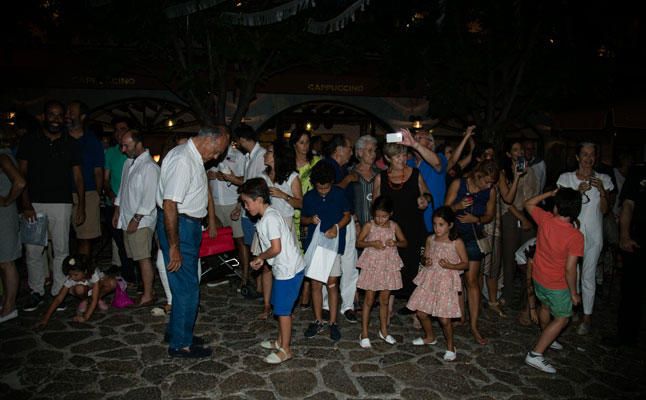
[1, 260, 645, 400]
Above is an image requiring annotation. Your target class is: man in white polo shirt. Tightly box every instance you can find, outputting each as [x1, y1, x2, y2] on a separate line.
[157, 125, 229, 358]
[113, 130, 160, 307]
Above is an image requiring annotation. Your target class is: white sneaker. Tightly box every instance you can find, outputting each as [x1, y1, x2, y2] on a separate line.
[443, 348, 457, 361]
[378, 331, 396, 345]
[549, 340, 563, 350]
[359, 335, 372, 349]
[412, 337, 438, 346]
[577, 323, 591, 335]
[525, 352, 556, 374]
[0, 309, 18, 324]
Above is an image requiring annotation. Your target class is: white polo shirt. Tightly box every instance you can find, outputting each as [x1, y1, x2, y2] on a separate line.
[157, 139, 208, 218]
[256, 206, 304, 280]
[244, 142, 267, 181]
[115, 150, 160, 230]
[209, 145, 245, 206]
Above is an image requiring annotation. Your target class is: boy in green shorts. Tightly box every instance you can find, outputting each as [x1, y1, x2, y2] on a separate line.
[524, 188, 584, 374]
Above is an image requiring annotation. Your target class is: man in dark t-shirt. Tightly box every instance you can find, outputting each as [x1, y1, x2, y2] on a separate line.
[18, 100, 85, 312]
[603, 163, 646, 347]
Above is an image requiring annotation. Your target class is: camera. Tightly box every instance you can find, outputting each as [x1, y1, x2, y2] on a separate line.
[386, 132, 403, 143]
[516, 156, 526, 173]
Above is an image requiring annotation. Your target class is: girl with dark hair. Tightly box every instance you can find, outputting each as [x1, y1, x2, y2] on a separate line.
[407, 206, 468, 361]
[445, 159, 499, 345]
[256, 141, 303, 320]
[356, 195, 408, 348]
[289, 129, 320, 309]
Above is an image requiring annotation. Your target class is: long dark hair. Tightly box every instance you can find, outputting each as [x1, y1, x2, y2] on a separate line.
[502, 139, 522, 183]
[288, 128, 314, 162]
[432, 206, 459, 241]
[268, 141, 297, 185]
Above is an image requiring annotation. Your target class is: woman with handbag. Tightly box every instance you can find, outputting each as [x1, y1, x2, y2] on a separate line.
[445, 159, 499, 345]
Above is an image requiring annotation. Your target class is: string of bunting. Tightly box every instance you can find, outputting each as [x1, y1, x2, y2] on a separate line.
[164, 0, 370, 34]
[307, 0, 370, 34]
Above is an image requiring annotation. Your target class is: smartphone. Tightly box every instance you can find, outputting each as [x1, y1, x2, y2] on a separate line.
[516, 156, 526, 173]
[386, 132, 403, 143]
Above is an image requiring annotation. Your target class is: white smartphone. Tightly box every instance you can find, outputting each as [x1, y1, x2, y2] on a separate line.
[386, 132, 403, 143]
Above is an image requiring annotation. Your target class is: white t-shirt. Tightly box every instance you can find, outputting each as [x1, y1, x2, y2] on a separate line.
[63, 270, 103, 288]
[256, 207, 304, 280]
[557, 171, 614, 243]
[261, 172, 299, 218]
[209, 146, 245, 206]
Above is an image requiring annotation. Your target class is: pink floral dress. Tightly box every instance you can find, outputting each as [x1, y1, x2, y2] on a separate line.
[407, 236, 462, 318]
[356, 221, 403, 291]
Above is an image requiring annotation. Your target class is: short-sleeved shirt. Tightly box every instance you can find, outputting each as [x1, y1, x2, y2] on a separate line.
[105, 144, 128, 196]
[209, 145, 245, 206]
[156, 139, 208, 218]
[302, 185, 350, 255]
[322, 157, 355, 214]
[530, 207, 584, 290]
[261, 172, 299, 218]
[408, 153, 447, 232]
[63, 270, 104, 288]
[619, 164, 646, 246]
[17, 131, 81, 204]
[72, 131, 104, 192]
[256, 206, 305, 280]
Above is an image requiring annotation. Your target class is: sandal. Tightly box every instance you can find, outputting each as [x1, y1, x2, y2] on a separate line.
[258, 309, 272, 320]
[264, 347, 292, 364]
[260, 339, 280, 350]
[488, 301, 506, 317]
[412, 337, 438, 346]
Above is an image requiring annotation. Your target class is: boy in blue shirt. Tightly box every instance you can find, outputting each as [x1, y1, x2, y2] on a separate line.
[301, 162, 351, 341]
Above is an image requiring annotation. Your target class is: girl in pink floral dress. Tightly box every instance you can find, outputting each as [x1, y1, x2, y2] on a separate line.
[407, 206, 468, 361]
[356, 196, 408, 348]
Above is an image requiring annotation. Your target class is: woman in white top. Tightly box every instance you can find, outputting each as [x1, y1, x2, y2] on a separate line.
[556, 142, 614, 335]
[257, 141, 303, 319]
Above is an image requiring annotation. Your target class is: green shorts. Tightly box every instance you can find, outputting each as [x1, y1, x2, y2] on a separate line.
[533, 281, 572, 318]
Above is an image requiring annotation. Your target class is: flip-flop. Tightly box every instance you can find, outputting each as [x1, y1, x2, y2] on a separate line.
[264, 348, 292, 364]
[135, 296, 158, 308]
[260, 339, 280, 350]
[257, 310, 272, 320]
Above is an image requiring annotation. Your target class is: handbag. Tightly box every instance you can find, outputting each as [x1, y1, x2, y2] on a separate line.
[198, 227, 235, 258]
[20, 213, 48, 246]
[112, 277, 134, 308]
[304, 223, 339, 283]
[469, 203, 492, 255]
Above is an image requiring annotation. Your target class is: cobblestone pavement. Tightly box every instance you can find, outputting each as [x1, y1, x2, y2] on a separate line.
[1, 265, 645, 399]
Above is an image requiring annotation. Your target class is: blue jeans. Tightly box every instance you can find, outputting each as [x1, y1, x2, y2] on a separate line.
[157, 212, 203, 349]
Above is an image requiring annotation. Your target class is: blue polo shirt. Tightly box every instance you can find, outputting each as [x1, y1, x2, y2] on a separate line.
[322, 157, 355, 214]
[72, 131, 105, 192]
[302, 185, 350, 255]
[407, 153, 447, 232]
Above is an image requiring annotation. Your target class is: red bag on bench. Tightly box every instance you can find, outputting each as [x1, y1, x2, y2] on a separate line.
[199, 227, 235, 258]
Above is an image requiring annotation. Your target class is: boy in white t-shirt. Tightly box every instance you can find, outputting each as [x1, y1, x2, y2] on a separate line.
[239, 178, 305, 364]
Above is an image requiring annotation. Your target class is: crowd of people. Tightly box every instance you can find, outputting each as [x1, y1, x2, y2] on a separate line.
[0, 99, 644, 374]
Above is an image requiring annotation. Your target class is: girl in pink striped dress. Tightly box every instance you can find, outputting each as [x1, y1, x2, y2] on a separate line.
[407, 206, 468, 361]
[356, 196, 408, 348]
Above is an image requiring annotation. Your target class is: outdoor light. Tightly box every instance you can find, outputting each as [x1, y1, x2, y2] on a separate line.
[306, 122, 312, 131]
[412, 120, 422, 129]
[153, 154, 161, 163]
[167, 119, 174, 127]
[283, 131, 292, 139]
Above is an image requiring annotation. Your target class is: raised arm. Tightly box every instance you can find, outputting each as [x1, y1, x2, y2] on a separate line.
[401, 128, 442, 171]
[524, 188, 558, 216]
[447, 126, 475, 170]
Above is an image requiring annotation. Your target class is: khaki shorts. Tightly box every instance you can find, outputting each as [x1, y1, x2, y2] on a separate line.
[329, 254, 342, 278]
[124, 227, 154, 261]
[215, 203, 243, 238]
[72, 191, 101, 239]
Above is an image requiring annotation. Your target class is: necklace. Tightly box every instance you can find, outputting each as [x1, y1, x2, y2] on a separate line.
[387, 168, 406, 190]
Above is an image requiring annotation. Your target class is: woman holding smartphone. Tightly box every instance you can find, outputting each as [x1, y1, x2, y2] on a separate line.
[499, 140, 539, 321]
[556, 142, 613, 335]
